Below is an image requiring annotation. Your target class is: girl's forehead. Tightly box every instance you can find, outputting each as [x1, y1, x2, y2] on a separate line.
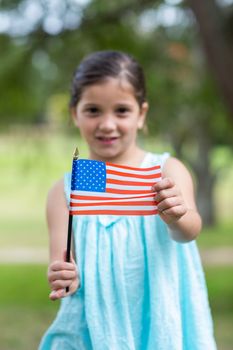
[80, 77, 135, 101]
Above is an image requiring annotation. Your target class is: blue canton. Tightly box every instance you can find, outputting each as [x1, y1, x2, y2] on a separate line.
[71, 159, 106, 192]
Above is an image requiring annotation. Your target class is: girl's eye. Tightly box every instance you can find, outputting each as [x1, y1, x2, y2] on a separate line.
[116, 107, 130, 114]
[85, 107, 99, 114]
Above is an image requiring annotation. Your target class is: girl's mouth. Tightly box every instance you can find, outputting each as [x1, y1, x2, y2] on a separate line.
[96, 136, 119, 145]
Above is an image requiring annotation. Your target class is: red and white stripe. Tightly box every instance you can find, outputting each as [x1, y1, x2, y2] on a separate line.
[70, 163, 161, 216]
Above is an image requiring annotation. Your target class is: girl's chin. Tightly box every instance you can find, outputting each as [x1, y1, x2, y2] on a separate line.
[90, 149, 122, 162]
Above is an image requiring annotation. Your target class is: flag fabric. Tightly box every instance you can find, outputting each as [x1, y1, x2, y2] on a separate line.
[69, 159, 161, 216]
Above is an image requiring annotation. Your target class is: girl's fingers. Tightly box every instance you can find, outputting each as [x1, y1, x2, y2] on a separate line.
[47, 266, 77, 282]
[51, 279, 73, 289]
[161, 205, 187, 218]
[50, 261, 76, 272]
[48, 251, 79, 300]
[49, 251, 76, 274]
[49, 288, 66, 301]
[157, 196, 182, 213]
[50, 278, 80, 301]
[152, 178, 188, 224]
[152, 177, 174, 192]
[48, 269, 77, 282]
[154, 188, 179, 202]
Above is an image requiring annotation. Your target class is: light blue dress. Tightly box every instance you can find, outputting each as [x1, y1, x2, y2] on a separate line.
[39, 153, 216, 350]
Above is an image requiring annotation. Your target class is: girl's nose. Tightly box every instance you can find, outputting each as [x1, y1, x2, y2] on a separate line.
[98, 114, 116, 131]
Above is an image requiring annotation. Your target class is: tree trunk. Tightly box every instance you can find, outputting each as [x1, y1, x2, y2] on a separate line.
[195, 163, 216, 227]
[191, 131, 217, 227]
[188, 0, 233, 122]
[170, 127, 217, 227]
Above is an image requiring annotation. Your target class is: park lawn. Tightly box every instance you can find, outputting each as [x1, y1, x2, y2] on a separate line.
[204, 266, 233, 350]
[197, 221, 233, 249]
[0, 264, 232, 350]
[0, 265, 58, 350]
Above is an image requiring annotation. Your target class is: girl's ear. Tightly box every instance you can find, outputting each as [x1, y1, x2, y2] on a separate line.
[137, 102, 149, 130]
[70, 107, 79, 127]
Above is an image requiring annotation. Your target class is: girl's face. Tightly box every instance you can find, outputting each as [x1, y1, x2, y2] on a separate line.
[72, 77, 148, 164]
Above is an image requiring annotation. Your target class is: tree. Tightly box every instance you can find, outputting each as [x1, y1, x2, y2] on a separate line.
[188, 0, 233, 123]
[0, 0, 232, 225]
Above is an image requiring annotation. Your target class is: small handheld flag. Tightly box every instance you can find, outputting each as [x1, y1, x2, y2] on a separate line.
[69, 158, 161, 216]
[65, 149, 161, 293]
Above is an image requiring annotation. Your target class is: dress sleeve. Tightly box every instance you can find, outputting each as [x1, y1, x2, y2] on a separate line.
[159, 152, 170, 170]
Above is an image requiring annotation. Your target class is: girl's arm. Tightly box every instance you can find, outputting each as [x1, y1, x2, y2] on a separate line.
[152, 157, 202, 242]
[46, 179, 79, 300]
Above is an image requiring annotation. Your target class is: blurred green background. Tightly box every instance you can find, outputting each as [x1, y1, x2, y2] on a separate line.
[0, 0, 233, 349]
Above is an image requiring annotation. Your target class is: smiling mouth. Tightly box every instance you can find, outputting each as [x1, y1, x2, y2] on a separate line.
[96, 136, 119, 142]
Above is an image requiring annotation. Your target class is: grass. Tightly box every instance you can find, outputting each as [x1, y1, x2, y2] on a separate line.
[0, 306, 56, 350]
[0, 264, 232, 350]
[0, 264, 58, 350]
[197, 221, 233, 249]
[204, 266, 233, 350]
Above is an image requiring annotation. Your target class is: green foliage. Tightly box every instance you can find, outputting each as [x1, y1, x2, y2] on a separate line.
[0, 0, 230, 140]
[0, 35, 49, 124]
[0, 0, 232, 225]
[0, 0, 21, 9]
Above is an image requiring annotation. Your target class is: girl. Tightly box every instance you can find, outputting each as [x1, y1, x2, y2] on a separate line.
[39, 50, 216, 349]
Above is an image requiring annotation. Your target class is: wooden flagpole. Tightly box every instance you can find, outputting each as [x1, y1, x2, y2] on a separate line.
[65, 147, 79, 293]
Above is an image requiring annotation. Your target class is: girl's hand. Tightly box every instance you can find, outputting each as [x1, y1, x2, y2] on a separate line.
[47, 251, 79, 301]
[152, 177, 187, 225]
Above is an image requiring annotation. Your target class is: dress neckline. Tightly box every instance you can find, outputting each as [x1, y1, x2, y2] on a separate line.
[139, 152, 150, 168]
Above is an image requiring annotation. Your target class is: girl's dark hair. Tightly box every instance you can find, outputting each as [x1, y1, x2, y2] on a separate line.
[69, 50, 146, 108]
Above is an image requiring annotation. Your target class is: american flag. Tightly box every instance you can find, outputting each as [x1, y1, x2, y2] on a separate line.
[69, 159, 161, 216]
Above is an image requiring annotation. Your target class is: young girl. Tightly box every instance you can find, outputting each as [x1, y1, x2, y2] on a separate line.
[39, 50, 216, 349]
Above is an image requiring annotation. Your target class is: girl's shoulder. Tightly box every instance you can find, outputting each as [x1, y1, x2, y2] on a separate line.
[162, 156, 194, 188]
[47, 178, 65, 203]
